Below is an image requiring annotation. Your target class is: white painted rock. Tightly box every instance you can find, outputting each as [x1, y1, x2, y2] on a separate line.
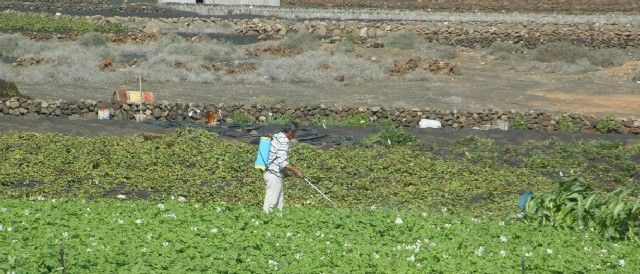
[419, 119, 442, 129]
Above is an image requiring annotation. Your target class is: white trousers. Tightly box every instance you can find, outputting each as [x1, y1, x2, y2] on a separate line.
[263, 172, 284, 213]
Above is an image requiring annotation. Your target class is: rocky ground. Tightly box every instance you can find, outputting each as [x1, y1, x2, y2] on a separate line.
[282, 0, 640, 13]
[1, 2, 639, 119]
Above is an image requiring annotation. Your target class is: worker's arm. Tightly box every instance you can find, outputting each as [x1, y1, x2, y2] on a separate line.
[284, 164, 304, 178]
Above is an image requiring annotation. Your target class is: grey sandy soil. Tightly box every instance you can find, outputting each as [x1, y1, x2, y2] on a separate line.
[14, 54, 640, 116]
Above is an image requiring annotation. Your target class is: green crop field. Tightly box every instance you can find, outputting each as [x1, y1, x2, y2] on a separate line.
[0, 200, 637, 272]
[0, 129, 639, 272]
[0, 13, 129, 33]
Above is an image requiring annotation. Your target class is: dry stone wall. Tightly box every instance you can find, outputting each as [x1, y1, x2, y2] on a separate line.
[1, 97, 639, 134]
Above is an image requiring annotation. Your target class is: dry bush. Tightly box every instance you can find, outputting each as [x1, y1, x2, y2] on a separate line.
[245, 51, 384, 84]
[532, 42, 588, 63]
[520, 58, 598, 75]
[281, 32, 318, 50]
[419, 42, 457, 60]
[586, 48, 629, 67]
[403, 69, 432, 81]
[379, 31, 420, 50]
[78, 32, 107, 48]
[488, 41, 524, 60]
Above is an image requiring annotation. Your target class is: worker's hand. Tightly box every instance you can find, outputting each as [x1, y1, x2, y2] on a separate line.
[294, 170, 305, 179]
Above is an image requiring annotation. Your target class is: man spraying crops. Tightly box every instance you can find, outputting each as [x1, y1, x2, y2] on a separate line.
[263, 123, 304, 213]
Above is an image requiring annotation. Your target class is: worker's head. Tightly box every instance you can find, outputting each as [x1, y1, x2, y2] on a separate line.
[282, 122, 298, 139]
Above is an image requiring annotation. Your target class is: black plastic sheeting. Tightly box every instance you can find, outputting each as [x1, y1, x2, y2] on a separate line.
[144, 120, 352, 147]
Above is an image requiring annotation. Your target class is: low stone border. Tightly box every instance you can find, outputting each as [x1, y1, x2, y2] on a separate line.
[1, 97, 638, 134]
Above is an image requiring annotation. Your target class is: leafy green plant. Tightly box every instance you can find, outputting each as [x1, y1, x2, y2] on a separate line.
[511, 116, 527, 130]
[524, 177, 640, 241]
[596, 116, 622, 134]
[268, 114, 300, 125]
[230, 112, 253, 124]
[558, 116, 580, 133]
[366, 128, 419, 146]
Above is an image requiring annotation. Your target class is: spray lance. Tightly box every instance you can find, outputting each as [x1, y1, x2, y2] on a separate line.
[254, 136, 336, 207]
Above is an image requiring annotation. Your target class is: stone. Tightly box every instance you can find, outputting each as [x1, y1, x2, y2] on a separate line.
[258, 115, 267, 122]
[492, 120, 509, 131]
[9, 101, 19, 109]
[418, 119, 442, 128]
[0, 79, 30, 99]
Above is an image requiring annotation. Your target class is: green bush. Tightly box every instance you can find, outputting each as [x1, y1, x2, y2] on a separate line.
[524, 177, 640, 241]
[558, 116, 581, 133]
[230, 112, 253, 124]
[595, 116, 621, 134]
[511, 116, 527, 130]
[366, 128, 418, 146]
[269, 114, 300, 125]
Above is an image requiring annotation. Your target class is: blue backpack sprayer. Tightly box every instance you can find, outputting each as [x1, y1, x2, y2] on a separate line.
[255, 136, 336, 207]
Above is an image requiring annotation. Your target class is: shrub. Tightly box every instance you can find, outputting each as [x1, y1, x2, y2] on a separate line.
[78, 32, 106, 47]
[511, 116, 527, 130]
[0, 34, 28, 56]
[587, 48, 628, 67]
[281, 32, 318, 50]
[596, 116, 621, 134]
[230, 112, 252, 124]
[269, 114, 299, 125]
[532, 42, 588, 63]
[488, 41, 524, 60]
[403, 69, 432, 81]
[558, 116, 581, 133]
[379, 31, 420, 50]
[335, 40, 356, 53]
[366, 128, 419, 146]
[419, 42, 457, 60]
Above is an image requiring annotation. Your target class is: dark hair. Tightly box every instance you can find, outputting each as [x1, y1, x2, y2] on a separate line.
[282, 122, 298, 133]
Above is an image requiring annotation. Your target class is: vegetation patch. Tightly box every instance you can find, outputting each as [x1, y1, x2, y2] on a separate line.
[1, 200, 638, 272]
[596, 116, 622, 134]
[0, 129, 637, 216]
[0, 13, 129, 33]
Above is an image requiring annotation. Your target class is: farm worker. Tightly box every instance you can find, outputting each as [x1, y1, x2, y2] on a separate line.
[263, 123, 305, 213]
